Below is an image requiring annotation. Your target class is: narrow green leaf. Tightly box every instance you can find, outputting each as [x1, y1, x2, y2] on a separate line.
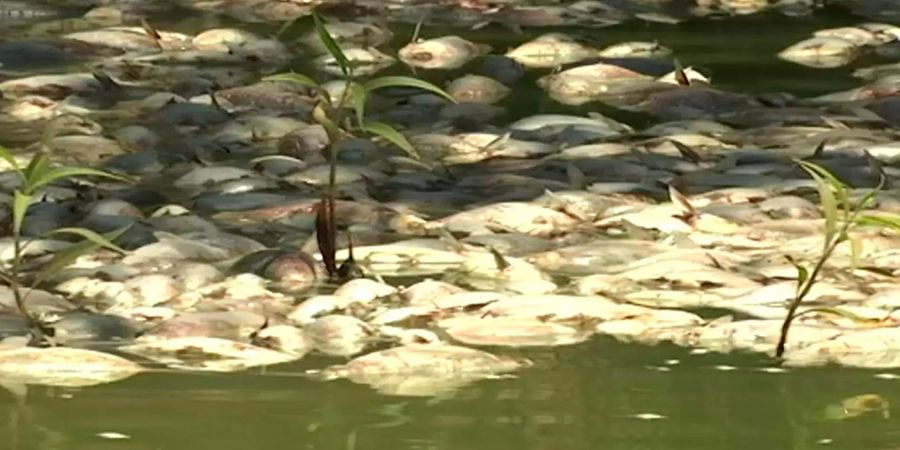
[804, 168, 838, 244]
[363, 122, 419, 159]
[849, 234, 862, 271]
[784, 255, 809, 298]
[313, 11, 351, 77]
[799, 161, 849, 213]
[856, 214, 900, 232]
[0, 144, 21, 172]
[46, 227, 127, 254]
[12, 191, 32, 237]
[791, 306, 874, 324]
[21, 153, 51, 193]
[348, 81, 367, 127]
[26, 166, 129, 194]
[855, 189, 879, 212]
[263, 73, 328, 101]
[364, 76, 456, 103]
[31, 227, 129, 288]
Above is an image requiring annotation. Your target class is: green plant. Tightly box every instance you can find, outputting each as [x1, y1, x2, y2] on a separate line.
[264, 10, 454, 279]
[776, 159, 899, 357]
[0, 144, 127, 333]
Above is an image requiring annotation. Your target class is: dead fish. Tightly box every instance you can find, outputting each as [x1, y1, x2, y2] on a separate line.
[399, 36, 491, 70]
[505, 33, 600, 68]
[0, 346, 142, 387]
[63, 26, 191, 52]
[122, 336, 296, 372]
[313, 47, 395, 76]
[192, 28, 262, 52]
[783, 327, 900, 369]
[778, 36, 860, 68]
[439, 316, 592, 347]
[228, 249, 317, 290]
[0, 73, 102, 98]
[814, 26, 880, 47]
[142, 311, 266, 341]
[252, 325, 312, 357]
[446, 74, 510, 104]
[297, 21, 393, 53]
[333, 278, 397, 304]
[47, 311, 139, 347]
[475, 55, 524, 84]
[537, 62, 667, 106]
[421, 132, 554, 163]
[303, 315, 375, 357]
[321, 343, 528, 378]
[319, 343, 528, 397]
[510, 113, 632, 140]
[435, 202, 579, 237]
[822, 394, 890, 421]
[599, 41, 672, 58]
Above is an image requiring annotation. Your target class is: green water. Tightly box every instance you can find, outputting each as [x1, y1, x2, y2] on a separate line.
[2, 339, 899, 450]
[2, 5, 900, 450]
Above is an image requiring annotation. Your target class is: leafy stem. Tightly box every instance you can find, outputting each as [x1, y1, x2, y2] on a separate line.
[776, 161, 884, 358]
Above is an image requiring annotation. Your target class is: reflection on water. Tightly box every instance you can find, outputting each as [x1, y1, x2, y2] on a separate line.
[2, 339, 899, 450]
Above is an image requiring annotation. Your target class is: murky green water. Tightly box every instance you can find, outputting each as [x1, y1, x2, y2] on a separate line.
[2, 5, 900, 450]
[2, 338, 899, 450]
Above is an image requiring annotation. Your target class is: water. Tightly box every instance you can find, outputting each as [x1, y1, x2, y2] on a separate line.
[2, 339, 899, 449]
[2, 4, 899, 450]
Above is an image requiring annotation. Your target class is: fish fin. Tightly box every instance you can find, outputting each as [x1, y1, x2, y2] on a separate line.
[864, 149, 887, 187]
[92, 71, 121, 91]
[673, 58, 690, 86]
[668, 182, 696, 222]
[436, 227, 466, 253]
[566, 163, 587, 190]
[821, 116, 849, 130]
[488, 246, 511, 271]
[140, 18, 163, 49]
[669, 139, 702, 163]
[812, 139, 827, 158]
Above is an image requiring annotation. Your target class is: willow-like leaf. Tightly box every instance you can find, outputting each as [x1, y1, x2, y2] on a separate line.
[30, 227, 129, 288]
[0, 144, 21, 172]
[791, 306, 877, 325]
[46, 227, 127, 254]
[856, 214, 900, 232]
[348, 81, 367, 127]
[849, 235, 862, 271]
[802, 166, 838, 246]
[800, 161, 849, 214]
[363, 122, 419, 159]
[313, 11, 351, 77]
[12, 191, 32, 237]
[364, 76, 456, 102]
[22, 152, 51, 192]
[784, 255, 808, 299]
[29, 167, 131, 192]
[855, 189, 880, 212]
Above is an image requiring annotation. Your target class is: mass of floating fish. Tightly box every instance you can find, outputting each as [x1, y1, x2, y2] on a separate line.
[1, 0, 900, 397]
